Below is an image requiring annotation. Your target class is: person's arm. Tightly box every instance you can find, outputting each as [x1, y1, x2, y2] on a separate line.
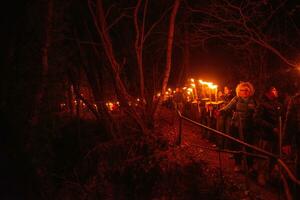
[219, 96, 237, 114]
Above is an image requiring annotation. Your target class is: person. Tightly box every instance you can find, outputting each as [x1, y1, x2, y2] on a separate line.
[217, 90, 223, 101]
[216, 86, 234, 148]
[173, 87, 185, 113]
[282, 92, 300, 198]
[254, 86, 283, 185]
[219, 82, 257, 172]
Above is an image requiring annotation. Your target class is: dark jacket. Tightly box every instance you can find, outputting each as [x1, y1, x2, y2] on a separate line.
[254, 95, 283, 140]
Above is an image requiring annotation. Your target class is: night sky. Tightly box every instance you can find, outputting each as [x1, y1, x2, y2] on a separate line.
[2, 1, 300, 89]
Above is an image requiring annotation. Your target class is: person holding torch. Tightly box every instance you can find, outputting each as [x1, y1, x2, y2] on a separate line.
[219, 82, 257, 173]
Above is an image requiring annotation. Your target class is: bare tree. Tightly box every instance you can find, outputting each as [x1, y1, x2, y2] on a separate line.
[185, 0, 298, 69]
[134, 0, 146, 101]
[30, 0, 53, 125]
[152, 0, 181, 118]
[86, 0, 181, 134]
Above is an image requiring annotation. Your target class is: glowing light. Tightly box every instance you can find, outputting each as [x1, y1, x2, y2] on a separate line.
[209, 84, 217, 89]
[106, 102, 114, 111]
[207, 82, 214, 88]
[94, 104, 98, 111]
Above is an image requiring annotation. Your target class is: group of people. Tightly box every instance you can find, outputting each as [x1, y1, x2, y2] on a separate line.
[218, 82, 280, 184]
[216, 81, 300, 196]
[172, 80, 300, 195]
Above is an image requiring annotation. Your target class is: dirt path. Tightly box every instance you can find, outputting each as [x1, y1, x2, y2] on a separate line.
[158, 107, 285, 200]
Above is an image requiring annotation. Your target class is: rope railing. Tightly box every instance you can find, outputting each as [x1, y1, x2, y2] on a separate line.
[188, 143, 268, 160]
[176, 110, 300, 187]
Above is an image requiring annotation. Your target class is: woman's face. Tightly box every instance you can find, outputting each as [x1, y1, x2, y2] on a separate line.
[224, 87, 230, 94]
[271, 88, 278, 98]
[239, 86, 251, 98]
[218, 91, 223, 97]
[269, 87, 278, 98]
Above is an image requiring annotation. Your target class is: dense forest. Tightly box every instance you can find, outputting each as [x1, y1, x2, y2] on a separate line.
[1, 0, 299, 199]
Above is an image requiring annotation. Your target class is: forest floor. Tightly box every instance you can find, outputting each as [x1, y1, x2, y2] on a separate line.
[155, 106, 285, 200]
[29, 107, 288, 199]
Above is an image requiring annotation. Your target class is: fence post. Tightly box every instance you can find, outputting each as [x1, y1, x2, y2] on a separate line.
[177, 115, 182, 145]
[278, 116, 283, 199]
[279, 116, 282, 157]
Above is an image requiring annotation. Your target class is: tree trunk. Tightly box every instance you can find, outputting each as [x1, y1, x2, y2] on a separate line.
[30, 0, 53, 125]
[134, 0, 146, 101]
[89, 0, 148, 134]
[153, 0, 181, 118]
[180, 22, 190, 86]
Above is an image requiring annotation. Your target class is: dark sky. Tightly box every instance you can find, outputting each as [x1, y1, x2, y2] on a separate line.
[2, 0, 300, 97]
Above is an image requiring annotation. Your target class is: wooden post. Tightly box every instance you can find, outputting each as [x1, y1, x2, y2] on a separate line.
[177, 114, 182, 145]
[279, 116, 282, 157]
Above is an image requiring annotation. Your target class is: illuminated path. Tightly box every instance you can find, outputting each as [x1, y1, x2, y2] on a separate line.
[158, 107, 283, 200]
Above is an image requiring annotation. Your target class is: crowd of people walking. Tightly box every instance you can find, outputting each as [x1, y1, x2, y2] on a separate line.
[171, 80, 300, 197]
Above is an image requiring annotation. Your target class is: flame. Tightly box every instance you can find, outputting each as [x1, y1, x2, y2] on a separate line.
[208, 84, 218, 89]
